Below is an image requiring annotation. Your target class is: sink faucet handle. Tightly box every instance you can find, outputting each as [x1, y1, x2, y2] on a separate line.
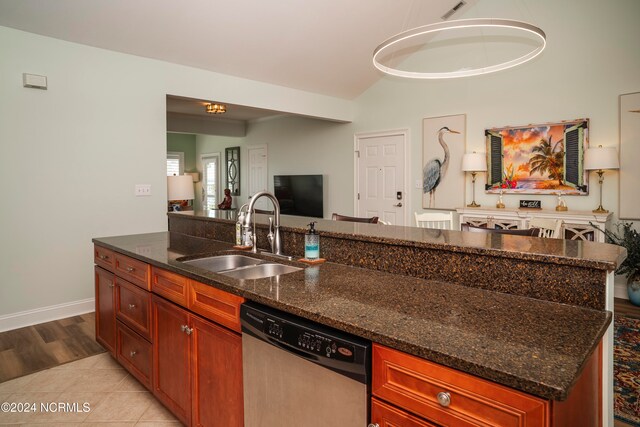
[267, 217, 275, 252]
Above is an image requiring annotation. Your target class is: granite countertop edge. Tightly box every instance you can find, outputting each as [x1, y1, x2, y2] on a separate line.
[93, 232, 611, 401]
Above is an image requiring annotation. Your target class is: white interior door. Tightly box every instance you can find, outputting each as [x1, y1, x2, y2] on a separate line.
[201, 153, 220, 210]
[247, 144, 269, 210]
[355, 131, 407, 225]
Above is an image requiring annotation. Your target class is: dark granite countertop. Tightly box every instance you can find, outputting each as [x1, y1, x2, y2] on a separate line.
[170, 210, 625, 272]
[93, 231, 611, 401]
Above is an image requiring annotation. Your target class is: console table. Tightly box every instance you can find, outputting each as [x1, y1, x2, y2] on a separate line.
[455, 207, 612, 242]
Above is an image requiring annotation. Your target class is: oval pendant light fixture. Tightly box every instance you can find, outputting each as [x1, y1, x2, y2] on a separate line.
[373, 18, 546, 79]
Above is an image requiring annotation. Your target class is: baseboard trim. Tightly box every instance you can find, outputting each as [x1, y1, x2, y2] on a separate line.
[0, 298, 95, 332]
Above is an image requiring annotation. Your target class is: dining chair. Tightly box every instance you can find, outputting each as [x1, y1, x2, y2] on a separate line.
[331, 213, 379, 224]
[528, 218, 563, 238]
[414, 211, 454, 230]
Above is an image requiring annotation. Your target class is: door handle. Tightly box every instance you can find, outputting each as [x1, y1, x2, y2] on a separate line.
[394, 202, 403, 207]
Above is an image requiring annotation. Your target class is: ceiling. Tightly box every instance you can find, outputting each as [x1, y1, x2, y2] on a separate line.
[0, 0, 470, 100]
[167, 95, 286, 122]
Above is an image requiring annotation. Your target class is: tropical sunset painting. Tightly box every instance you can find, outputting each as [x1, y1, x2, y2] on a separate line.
[485, 119, 589, 195]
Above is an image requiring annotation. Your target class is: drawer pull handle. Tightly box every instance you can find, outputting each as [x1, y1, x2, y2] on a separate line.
[128, 303, 136, 310]
[437, 391, 451, 407]
[125, 266, 135, 272]
[130, 350, 137, 357]
[181, 325, 193, 335]
[98, 254, 109, 260]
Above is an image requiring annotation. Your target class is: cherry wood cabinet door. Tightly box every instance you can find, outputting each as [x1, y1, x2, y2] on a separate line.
[152, 295, 191, 426]
[191, 315, 244, 427]
[95, 266, 116, 355]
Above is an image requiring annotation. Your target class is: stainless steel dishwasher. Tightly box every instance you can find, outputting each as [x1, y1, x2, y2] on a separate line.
[241, 301, 371, 427]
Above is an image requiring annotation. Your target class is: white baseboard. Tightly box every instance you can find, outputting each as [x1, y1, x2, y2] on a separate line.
[0, 298, 95, 332]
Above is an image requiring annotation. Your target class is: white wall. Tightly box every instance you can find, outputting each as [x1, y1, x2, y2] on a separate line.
[0, 26, 352, 318]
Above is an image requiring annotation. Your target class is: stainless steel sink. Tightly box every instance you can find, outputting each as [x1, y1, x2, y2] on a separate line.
[179, 254, 302, 280]
[220, 263, 302, 280]
[181, 254, 262, 273]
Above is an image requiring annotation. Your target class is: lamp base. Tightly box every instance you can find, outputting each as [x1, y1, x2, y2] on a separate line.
[496, 202, 505, 209]
[467, 202, 481, 207]
[592, 206, 609, 214]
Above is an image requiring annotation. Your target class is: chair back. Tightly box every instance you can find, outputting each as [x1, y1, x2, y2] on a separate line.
[414, 211, 454, 230]
[528, 218, 563, 238]
[331, 213, 379, 224]
[461, 223, 540, 236]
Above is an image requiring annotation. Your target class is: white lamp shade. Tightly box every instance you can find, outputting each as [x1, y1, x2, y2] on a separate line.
[461, 152, 487, 172]
[584, 146, 619, 170]
[167, 175, 195, 200]
[185, 172, 200, 183]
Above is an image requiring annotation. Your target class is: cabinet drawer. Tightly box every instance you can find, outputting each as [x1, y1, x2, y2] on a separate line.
[94, 245, 115, 271]
[151, 267, 189, 307]
[116, 278, 152, 340]
[116, 321, 152, 390]
[114, 253, 150, 290]
[372, 344, 548, 427]
[371, 397, 438, 427]
[189, 280, 244, 333]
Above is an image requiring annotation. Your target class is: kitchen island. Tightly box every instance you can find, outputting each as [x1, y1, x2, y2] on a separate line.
[93, 210, 624, 426]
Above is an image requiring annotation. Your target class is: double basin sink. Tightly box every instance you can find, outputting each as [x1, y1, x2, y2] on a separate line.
[179, 254, 302, 280]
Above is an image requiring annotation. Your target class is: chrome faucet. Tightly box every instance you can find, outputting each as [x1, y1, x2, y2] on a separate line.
[244, 191, 283, 256]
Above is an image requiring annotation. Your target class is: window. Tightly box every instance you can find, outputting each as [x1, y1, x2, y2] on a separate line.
[167, 152, 184, 176]
[202, 153, 220, 210]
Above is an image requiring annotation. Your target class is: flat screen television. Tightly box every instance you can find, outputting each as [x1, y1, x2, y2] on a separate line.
[274, 175, 323, 218]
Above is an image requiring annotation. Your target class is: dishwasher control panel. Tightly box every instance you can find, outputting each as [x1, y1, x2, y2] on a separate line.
[265, 316, 356, 362]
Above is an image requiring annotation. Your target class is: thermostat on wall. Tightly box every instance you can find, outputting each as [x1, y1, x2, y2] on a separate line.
[23, 73, 47, 90]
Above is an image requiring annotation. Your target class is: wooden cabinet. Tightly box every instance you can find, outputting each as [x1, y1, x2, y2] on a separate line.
[114, 252, 151, 290]
[152, 266, 190, 306]
[456, 207, 612, 242]
[116, 277, 153, 340]
[116, 321, 153, 389]
[153, 295, 192, 425]
[153, 294, 244, 427]
[189, 279, 244, 333]
[95, 265, 116, 355]
[372, 343, 601, 427]
[372, 344, 548, 427]
[191, 314, 243, 427]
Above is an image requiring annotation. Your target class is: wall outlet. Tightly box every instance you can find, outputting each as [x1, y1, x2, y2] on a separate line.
[135, 184, 152, 196]
[415, 179, 422, 189]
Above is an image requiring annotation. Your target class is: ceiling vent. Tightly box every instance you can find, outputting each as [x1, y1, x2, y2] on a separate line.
[441, 1, 467, 20]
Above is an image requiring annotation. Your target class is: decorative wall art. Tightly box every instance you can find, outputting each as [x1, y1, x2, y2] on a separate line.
[422, 114, 466, 209]
[225, 146, 240, 196]
[485, 119, 589, 195]
[620, 92, 640, 220]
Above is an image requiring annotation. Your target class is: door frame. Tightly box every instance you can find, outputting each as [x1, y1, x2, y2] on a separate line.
[353, 129, 410, 226]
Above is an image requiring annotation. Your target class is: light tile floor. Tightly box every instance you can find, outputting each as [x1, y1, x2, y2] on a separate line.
[0, 353, 180, 426]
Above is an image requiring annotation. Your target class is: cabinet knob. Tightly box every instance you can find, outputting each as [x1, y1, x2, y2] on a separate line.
[437, 391, 451, 407]
[125, 266, 135, 272]
[128, 303, 136, 310]
[130, 350, 137, 357]
[108, 282, 114, 288]
[180, 325, 193, 335]
[98, 254, 109, 260]
[368, 424, 380, 427]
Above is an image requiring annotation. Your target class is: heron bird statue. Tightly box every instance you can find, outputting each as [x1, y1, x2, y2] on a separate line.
[423, 126, 460, 208]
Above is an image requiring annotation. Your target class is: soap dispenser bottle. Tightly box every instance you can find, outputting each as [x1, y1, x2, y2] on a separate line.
[305, 222, 320, 260]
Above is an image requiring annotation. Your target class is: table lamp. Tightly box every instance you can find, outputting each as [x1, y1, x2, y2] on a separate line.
[167, 175, 195, 211]
[584, 145, 619, 214]
[462, 152, 487, 207]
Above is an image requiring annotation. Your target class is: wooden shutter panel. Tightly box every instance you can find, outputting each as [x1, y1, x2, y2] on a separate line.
[563, 123, 585, 191]
[486, 131, 504, 187]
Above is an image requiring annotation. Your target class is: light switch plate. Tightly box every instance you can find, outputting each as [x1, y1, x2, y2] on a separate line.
[23, 73, 47, 90]
[135, 184, 151, 196]
[415, 179, 422, 189]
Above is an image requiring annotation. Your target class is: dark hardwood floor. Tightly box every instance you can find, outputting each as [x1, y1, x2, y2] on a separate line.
[615, 297, 640, 319]
[0, 312, 104, 383]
